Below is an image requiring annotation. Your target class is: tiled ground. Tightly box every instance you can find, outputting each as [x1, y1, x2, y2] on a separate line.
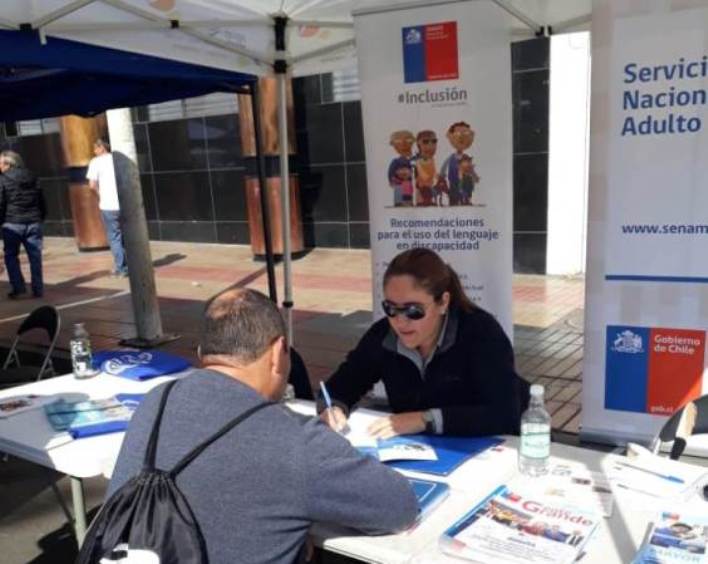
[0, 237, 586, 432]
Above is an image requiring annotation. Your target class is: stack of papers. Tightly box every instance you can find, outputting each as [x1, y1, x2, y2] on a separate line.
[605, 452, 707, 501]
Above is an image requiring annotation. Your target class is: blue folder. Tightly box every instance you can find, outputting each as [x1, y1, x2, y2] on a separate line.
[386, 435, 504, 476]
[93, 350, 190, 381]
[408, 477, 450, 521]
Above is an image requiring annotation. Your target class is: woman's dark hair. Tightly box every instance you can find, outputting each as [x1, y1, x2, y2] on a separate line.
[383, 248, 475, 312]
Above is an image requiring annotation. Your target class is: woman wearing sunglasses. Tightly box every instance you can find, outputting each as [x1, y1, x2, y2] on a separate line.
[320, 248, 528, 438]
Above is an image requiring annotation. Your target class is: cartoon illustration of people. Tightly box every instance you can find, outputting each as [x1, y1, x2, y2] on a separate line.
[440, 121, 479, 206]
[414, 130, 440, 207]
[458, 154, 480, 205]
[392, 164, 414, 206]
[387, 130, 415, 207]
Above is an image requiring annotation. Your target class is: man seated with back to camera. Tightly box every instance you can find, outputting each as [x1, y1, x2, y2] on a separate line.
[108, 288, 418, 564]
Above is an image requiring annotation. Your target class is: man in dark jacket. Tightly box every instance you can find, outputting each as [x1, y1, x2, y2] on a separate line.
[0, 151, 46, 298]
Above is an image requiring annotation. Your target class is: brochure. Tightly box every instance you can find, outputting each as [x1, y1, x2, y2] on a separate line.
[439, 484, 601, 564]
[633, 509, 708, 563]
[354, 436, 439, 462]
[44, 394, 144, 438]
[0, 394, 53, 418]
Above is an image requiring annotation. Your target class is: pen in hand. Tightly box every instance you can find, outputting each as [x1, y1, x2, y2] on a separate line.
[319, 381, 347, 433]
[319, 381, 333, 410]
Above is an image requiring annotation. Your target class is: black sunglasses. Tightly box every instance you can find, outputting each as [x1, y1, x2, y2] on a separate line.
[382, 300, 426, 321]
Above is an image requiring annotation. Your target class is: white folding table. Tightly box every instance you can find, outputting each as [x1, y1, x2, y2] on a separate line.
[0, 373, 178, 544]
[1, 389, 705, 562]
[286, 401, 708, 564]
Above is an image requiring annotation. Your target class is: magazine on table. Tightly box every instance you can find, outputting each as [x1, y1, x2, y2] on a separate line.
[439, 484, 601, 564]
[0, 394, 54, 418]
[44, 394, 144, 438]
[632, 509, 708, 563]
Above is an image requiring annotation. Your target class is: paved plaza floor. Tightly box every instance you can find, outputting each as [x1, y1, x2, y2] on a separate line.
[0, 237, 586, 562]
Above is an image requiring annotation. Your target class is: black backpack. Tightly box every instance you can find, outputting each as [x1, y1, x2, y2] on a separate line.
[76, 380, 274, 564]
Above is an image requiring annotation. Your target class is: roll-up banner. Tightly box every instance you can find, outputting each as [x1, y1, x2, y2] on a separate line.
[353, 1, 513, 336]
[582, 0, 708, 449]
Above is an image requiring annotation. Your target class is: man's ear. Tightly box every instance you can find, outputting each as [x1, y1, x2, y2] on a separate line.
[271, 336, 290, 377]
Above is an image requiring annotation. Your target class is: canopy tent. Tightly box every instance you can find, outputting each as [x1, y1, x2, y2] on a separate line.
[0, 0, 593, 343]
[0, 30, 255, 121]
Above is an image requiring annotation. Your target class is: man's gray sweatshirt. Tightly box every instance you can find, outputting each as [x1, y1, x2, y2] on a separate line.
[108, 369, 418, 564]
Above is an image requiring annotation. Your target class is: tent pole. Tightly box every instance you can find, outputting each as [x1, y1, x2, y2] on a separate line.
[250, 81, 278, 303]
[106, 108, 176, 347]
[274, 15, 294, 346]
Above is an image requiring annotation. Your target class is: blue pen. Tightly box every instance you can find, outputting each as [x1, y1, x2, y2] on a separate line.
[319, 381, 333, 410]
[616, 461, 685, 484]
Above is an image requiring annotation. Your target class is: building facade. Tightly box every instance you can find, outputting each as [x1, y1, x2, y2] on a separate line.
[0, 38, 550, 273]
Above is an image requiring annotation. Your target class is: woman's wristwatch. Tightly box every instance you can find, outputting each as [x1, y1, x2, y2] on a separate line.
[422, 410, 436, 434]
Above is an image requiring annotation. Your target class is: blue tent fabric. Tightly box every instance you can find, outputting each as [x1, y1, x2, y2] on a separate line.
[0, 30, 255, 121]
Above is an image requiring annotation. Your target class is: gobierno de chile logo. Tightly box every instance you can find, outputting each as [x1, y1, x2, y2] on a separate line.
[399, 21, 467, 105]
[611, 330, 644, 354]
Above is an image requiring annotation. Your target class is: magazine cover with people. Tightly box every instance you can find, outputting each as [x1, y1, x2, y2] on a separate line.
[439, 484, 600, 564]
[633, 510, 708, 563]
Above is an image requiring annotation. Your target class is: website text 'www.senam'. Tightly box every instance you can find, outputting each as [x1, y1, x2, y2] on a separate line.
[621, 223, 708, 234]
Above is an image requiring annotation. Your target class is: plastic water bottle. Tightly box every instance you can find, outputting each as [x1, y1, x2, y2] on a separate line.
[71, 323, 96, 379]
[519, 384, 551, 476]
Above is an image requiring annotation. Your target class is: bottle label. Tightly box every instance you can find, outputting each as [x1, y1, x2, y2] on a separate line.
[520, 423, 550, 459]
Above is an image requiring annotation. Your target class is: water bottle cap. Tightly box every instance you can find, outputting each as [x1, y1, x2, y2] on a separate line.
[530, 384, 544, 396]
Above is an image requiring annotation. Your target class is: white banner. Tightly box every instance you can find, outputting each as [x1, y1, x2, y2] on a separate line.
[582, 0, 708, 446]
[354, 1, 513, 335]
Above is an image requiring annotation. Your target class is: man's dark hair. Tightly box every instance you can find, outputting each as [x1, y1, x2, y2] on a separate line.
[200, 289, 285, 364]
[94, 139, 111, 152]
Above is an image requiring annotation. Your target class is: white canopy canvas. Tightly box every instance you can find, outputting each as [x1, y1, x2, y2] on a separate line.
[0, 0, 592, 342]
[1, 1, 591, 77]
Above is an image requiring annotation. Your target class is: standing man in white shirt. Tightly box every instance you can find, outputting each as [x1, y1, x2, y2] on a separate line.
[86, 139, 127, 277]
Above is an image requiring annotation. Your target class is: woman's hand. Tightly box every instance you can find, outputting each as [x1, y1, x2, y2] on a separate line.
[319, 405, 348, 433]
[367, 411, 426, 439]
